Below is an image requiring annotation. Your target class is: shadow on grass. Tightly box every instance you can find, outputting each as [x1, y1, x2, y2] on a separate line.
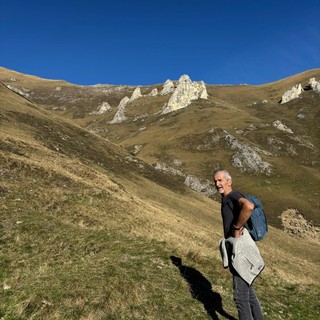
[170, 256, 236, 320]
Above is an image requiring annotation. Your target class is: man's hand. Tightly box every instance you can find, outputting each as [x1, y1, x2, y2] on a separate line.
[232, 226, 244, 238]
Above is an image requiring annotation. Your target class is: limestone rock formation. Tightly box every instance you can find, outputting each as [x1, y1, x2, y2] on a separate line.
[272, 120, 293, 134]
[308, 77, 320, 92]
[129, 87, 142, 101]
[109, 96, 130, 124]
[153, 162, 215, 196]
[184, 175, 215, 197]
[160, 80, 175, 95]
[109, 87, 142, 124]
[195, 81, 208, 99]
[224, 132, 273, 175]
[280, 78, 320, 104]
[161, 75, 208, 114]
[149, 88, 158, 96]
[89, 102, 112, 115]
[280, 84, 303, 104]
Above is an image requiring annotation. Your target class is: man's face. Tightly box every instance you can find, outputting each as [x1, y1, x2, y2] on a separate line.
[214, 172, 232, 196]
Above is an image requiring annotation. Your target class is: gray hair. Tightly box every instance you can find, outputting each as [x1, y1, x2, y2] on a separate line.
[213, 169, 232, 180]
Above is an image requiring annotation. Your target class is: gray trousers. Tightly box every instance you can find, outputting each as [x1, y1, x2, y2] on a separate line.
[233, 272, 264, 320]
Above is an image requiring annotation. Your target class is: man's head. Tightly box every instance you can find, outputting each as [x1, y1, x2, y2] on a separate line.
[213, 169, 232, 197]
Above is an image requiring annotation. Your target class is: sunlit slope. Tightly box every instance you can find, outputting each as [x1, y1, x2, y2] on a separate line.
[1, 67, 319, 229]
[0, 81, 319, 319]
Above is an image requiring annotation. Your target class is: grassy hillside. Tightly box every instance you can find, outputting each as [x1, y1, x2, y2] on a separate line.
[0, 78, 319, 319]
[1, 67, 319, 230]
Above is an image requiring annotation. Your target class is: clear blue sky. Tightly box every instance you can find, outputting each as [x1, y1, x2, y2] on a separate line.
[1, 0, 319, 86]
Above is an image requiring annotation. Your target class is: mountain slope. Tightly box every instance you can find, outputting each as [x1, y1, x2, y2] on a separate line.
[1, 67, 319, 230]
[0, 72, 320, 319]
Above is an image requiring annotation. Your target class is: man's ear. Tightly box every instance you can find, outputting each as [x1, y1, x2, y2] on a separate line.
[227, 179, 232, 187]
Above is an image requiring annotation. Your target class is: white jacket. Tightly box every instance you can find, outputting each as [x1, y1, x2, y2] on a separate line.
[219, 228, 265, 285]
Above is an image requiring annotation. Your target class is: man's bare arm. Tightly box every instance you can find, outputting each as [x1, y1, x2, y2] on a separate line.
[232, 198, 254, 237]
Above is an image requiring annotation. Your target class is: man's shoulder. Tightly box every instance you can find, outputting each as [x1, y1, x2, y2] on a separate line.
[228, 190, 242, 201]
[222, 191, 242, 208]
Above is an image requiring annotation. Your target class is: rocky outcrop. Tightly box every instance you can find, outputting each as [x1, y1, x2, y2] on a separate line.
[109, 87, 142, 124]
[5, 85, 30, 98]
[130, 144, 144, 155]
[184, 175, 215, 197]
[89, 102, 112, 115]
[272, 120, 293, 134]
[109, 96, 130, 124]
[280, 78, 320, 104]
[280, 84, 303, 104]
[149, 88, 158, 96]
[154, 162, 185, 177]
[308, 77, 320, 92]
[224, 132, 273, 175]
[129, 87, 142, 101]
[161, 75, 208, 114]
[153, 162, 215, 196]
[160, 80, 175, 95]
[281, 209, 320, 243]
[196, 81, 208, 99]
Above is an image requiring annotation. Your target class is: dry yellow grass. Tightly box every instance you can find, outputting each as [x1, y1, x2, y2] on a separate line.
[1, 68, 320, 319]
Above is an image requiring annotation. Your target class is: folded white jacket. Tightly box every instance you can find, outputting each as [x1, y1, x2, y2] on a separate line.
[219, 228, 265, 285]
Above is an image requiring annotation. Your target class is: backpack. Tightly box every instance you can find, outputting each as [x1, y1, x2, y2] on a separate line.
[243, 195, 268, 241]
[227, 193, 268, 241]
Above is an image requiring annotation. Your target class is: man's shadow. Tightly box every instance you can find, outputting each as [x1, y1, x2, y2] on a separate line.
[170, 256, 236, 320]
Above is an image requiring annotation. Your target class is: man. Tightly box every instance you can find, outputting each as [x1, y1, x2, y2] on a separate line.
[213, 169, 264, 320]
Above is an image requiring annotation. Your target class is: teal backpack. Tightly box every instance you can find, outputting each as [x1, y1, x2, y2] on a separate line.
[227, 194, 268, 241]
[243, 195, 268, 241]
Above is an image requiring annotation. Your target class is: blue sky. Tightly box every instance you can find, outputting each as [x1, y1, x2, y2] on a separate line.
[0, 0, 319, 86]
